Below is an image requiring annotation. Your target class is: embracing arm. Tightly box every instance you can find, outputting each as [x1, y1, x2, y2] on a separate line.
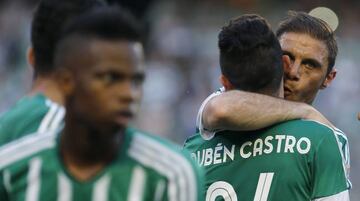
[202, 90, 333, 132]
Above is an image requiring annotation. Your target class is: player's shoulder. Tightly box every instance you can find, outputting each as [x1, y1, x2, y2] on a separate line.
[126, 127, 201, 172]
[278, 119, 334, 133]
[0, 131, 57, 170]
[183, 133, 204, 149]
[274, 119, 338, 142]
[127, 127, 189, 159]
[0, 94, 64, 145]
[0, 94, 48, 122]
[126, 127, 202, 199]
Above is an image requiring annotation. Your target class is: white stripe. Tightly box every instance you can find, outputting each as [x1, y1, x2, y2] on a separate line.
[130, 139, 183, 201]
[137, 135, 197, 201]
[38, 103, 59, 133]
[313, 190, 349, 201]
[154, 180, 166, 201]
[92, 174, 111, 201]
[57, 173, 72, 201]
[3, 170, 11, 193]
[26, 157, 42, 201]
[253, 173, 274, 201]
[49, 107, 65, 131]
[333, 130, 352, 188]
[132, 137, 187, 201]
[129, 146, 177, 201]
[0, 134, 56, 169]
[129, 133, 197, 201]
[303, 120, 351, 188]
[127, 166, 146, 201]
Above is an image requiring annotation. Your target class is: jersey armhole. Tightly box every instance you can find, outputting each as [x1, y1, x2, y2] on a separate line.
[196, 88, 224, 140]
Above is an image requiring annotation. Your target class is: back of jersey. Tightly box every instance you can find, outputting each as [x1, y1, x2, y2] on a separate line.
[184, 119, 349, 201]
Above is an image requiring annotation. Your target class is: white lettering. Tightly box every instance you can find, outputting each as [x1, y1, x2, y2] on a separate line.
[223, 145, 235, 162]
[263, 136, 273, 154]
[297, 137, 311, 154]
[204, 148, 213, 166]
[197, 150, 205, 166]
[284, 135, 296, 153]
[253, 139, 263, 156]
[214, 144, 222, 164]
[240, 141, 252, 158]
[275, 135, 286, 153]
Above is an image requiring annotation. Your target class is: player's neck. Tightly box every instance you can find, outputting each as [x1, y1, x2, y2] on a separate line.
[60, 118, 124, 181]
[30, 76, 65, 105]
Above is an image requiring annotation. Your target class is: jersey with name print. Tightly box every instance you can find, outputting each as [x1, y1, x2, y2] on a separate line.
[196, 89, 351, 188]
[184, 119, 350, 201]
[0, 127, 204, 201]
[0, 94, 64, 146]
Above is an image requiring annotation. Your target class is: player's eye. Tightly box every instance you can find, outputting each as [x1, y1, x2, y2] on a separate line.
[96, 72, 124, 84]
[302, 59, 321, 70]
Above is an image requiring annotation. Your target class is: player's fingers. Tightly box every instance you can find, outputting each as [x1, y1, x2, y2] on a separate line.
[357, 112, 360, 121]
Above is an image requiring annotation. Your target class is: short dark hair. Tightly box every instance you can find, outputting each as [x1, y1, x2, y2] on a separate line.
[31, 0, 105, 76]
[59, 6, 142, 43]
[276, 11, 338, 74]
[54, 7, 142, 68]
[219, 14, 283, 94]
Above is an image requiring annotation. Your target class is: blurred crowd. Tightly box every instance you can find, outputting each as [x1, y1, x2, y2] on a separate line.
[0, 0, 359, 198]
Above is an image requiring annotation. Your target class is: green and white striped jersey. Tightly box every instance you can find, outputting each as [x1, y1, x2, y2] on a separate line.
[0, 128, 204, 201]
[0, 94, 65, 146]
[185, 119, 350, 201]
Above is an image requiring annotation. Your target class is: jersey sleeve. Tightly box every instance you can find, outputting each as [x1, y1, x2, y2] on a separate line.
[313, 190, 349, 201]
[159, 150, 205, 201]
[333, 127, 351, 188]
[181, 149, 205, 201]
[196, 88, 224, 140]
[311, 128, 349, 199]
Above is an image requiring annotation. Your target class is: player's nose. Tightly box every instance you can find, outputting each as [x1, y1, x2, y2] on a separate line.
[285, 60, 300, 80]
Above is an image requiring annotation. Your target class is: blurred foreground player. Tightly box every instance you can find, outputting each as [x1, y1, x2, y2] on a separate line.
[0, 0, 105, 146]
[0, 7, 203, 201]
[185, 14, 349, 200]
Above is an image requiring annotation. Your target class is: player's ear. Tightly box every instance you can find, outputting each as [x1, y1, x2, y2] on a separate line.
[219, 74, 234, 90]
[321, 68, 337, 89]
[282, 54, 291, 71]
[27, 46, 35, 70]
[56, 68, 75, 96]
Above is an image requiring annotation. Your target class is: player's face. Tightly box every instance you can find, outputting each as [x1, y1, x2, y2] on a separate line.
[67, 40, 145, 131]
[279, 32, 334, 104]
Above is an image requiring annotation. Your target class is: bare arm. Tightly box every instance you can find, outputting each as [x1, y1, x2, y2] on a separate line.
[202, 90, 333, 132]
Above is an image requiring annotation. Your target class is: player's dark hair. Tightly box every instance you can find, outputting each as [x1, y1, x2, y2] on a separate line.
[54, 6, 142, 69]
[219, 14, 283, 94]
[31, 0, 106, 76]
[276, 11, 338, 74]
[59, 6, 142, 43]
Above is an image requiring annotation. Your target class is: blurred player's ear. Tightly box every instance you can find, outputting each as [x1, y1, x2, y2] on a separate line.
[56, 68, 75, 96]
[27, 47, 35, 70]
[321, 68, 337, 89]
[219, 75, 234, 90]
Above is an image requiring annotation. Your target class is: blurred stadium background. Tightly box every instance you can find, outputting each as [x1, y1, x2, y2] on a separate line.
[0, 0, 359, 199]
